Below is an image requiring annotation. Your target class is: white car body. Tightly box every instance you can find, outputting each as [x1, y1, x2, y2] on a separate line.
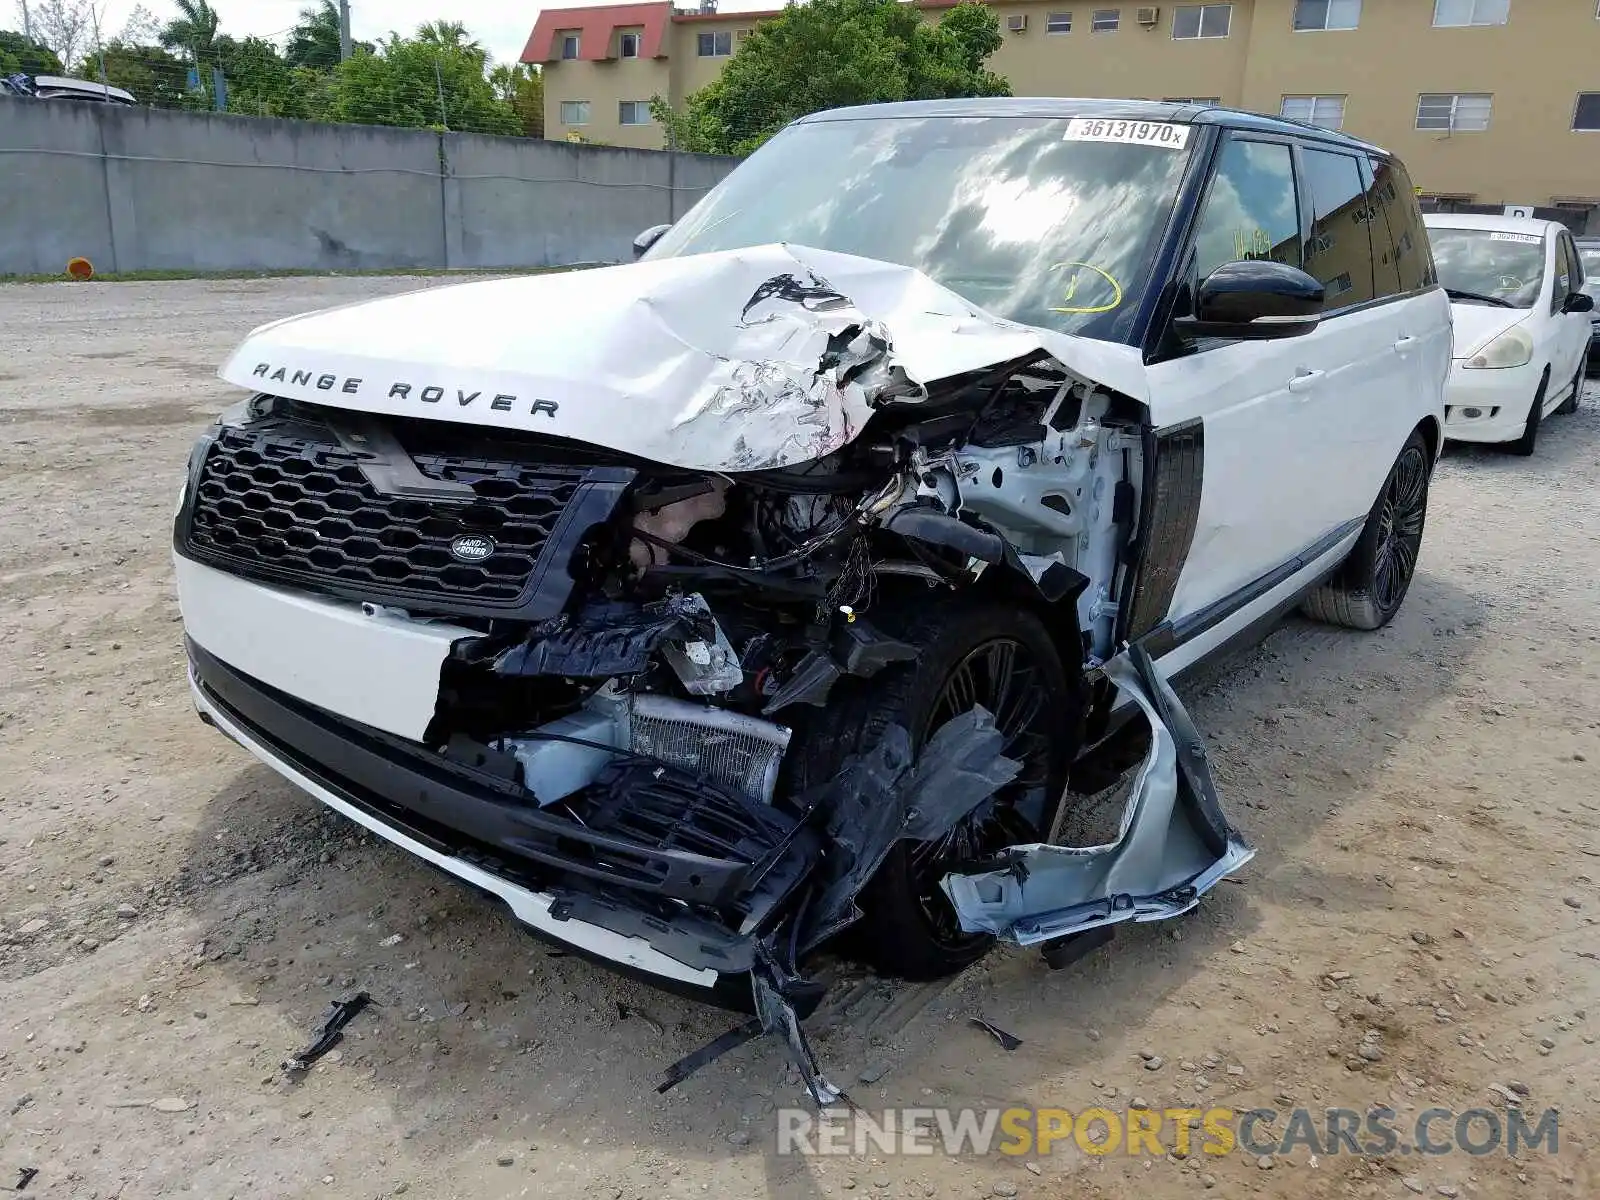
[1425, 214, 1592, 445]
[172, 101, 1451, 1090]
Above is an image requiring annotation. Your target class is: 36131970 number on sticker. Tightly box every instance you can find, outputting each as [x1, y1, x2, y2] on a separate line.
[1062, 118, 1192, 149]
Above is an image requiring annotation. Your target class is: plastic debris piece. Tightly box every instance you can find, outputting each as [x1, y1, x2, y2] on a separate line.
[970, 1017, 1023, 1051]
[282, 992, 372, 1075]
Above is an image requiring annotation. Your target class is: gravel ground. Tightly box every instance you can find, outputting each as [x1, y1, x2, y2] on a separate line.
[1, 277, 1597, 1200]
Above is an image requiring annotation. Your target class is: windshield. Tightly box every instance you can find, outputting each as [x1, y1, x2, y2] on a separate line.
[1579, 246, 1600, 298]
[1429, 227, 1547, 308]
[646, 115, 1194, 342]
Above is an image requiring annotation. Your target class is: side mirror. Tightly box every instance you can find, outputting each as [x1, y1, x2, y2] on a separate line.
[632, 223, 672, 259]
[1563, 291, 1596, 314]
[1173, 259, 1325, 341]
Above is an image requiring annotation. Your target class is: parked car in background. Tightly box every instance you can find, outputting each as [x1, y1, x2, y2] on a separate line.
[1577, 237, 1600, 374]
[174, 100, 1449, 1088]
[1425, 214, 1593, 454]
[0, 73, 135, 105]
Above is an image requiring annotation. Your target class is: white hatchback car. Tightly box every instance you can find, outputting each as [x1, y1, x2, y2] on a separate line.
[1425, 214, 1594, 455]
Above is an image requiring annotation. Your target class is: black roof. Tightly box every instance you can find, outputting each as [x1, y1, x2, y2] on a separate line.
[795, 96, 1386, 155]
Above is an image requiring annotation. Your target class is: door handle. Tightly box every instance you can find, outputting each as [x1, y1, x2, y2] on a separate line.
[1288, 369, 1325, 393]
[1393, 336, 1417, 353]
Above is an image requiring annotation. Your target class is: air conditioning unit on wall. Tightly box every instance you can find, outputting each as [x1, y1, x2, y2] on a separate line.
[1007, 13, 1028, 31]
[1137, 6, 1161, 25]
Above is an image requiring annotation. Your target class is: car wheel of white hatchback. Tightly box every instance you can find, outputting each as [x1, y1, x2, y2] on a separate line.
[1301, 430, 1431, 632]
[1556, 361, 1582, 416]
[1506, 371, 1547, 457]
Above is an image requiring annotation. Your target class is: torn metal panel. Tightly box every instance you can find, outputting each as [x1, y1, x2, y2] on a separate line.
[940, 653, 1254, 946]
[218, 244, 1149, 473]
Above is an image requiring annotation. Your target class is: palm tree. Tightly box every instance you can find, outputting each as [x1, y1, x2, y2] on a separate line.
[285, 0, 342, 70]
[159, 0, 220, 58]
[416, 20, 479, 53]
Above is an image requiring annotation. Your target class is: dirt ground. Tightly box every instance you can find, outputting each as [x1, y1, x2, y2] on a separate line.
[1, 277, 1597, 1200]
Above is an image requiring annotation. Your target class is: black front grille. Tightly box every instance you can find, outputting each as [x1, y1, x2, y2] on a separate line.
[180, 410, 633, 618]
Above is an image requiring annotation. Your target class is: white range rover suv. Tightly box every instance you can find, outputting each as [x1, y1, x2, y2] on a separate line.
[173, 100, 1449, 1083]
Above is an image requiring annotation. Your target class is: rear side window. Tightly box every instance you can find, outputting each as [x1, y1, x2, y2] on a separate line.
[1362, 162, 1403, 300]
[1190, 138, 1302, 282]
[1300, 147, 1374, 308]
[1370, 157, 1436, 292]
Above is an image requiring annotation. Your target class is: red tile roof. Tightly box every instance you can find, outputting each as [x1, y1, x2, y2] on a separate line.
[522, 2, 672, 63]
[522, 0, 960, 63]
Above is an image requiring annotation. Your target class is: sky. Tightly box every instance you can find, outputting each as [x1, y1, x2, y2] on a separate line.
[82, 0, 777, 67]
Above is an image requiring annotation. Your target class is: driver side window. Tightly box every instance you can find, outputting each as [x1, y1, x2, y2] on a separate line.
[1191, 139, 1302, 284]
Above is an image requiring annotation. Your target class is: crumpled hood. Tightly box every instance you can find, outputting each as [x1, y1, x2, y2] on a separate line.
[219, 244, 1146, 473]
[1447, 302, 1529, 360]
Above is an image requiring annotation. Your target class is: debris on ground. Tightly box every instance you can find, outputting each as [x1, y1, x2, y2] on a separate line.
[282, 992, 373, 1076]
[970, 1017, 1023, 1051]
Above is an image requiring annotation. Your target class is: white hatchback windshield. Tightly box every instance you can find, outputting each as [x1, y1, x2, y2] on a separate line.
[646, 115, 1193, 343]
[1430, 227, 1546, 309]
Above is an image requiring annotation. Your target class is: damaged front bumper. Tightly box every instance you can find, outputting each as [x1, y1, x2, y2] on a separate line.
[188, 628, 1254, 1104]
[188, 640, 781, 1000]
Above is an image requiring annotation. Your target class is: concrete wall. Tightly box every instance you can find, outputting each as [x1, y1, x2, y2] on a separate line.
[0, 99, 736, 276]
[442, 132, 730, 267]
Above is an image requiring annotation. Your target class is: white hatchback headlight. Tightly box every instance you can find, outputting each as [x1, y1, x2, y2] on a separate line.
[1462, 326, 1533, 369]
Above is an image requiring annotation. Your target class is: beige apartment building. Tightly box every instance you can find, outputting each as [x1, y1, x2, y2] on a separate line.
[521, 0, 1600, 227]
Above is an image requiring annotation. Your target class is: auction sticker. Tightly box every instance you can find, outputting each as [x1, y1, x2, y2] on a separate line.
[1489, 232, 1542, 244]
[1063, 118, 1192, 149]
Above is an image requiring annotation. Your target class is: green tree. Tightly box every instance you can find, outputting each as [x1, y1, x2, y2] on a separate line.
[651, 0, 1009, 156]
[321, 26, 518, 135]
[489, 61, 543, 138]
[285, 0, 372, 69]
[216, 34, 317, 119]
[0, 29, 65, 75]
[94, 38, 190, 106]
[416, 20, 477, 51]
[159, 0, 221, 59]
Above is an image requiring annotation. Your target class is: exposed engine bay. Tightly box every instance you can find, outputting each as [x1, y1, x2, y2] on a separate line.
[177, 247, 1254, 1102]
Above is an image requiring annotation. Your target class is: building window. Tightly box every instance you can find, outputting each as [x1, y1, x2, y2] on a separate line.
[560, 33, 580, 59]
[618, 31, 640, 58]
[1432, 0, 1509, 27]
[697, 30, 733, 56]
[1574, 93, 1600, 131]
[619, 100, 651, 125]
[1293, 0, 1361, 30]
[559, 100, 590, 126]
[1281, 94, 1347, 129]
[1173, 4, 1232, 38]
[1047, 11, 1073, 33]
[1091, 9, 1120, 31]
[1416, 92, 1492, 131]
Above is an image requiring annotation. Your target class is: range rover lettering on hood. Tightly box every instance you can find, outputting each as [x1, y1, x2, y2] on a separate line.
[217, 243, 1149, 473]
[246, 363, 560, 418]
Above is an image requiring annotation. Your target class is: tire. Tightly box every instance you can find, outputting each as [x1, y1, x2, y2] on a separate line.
[786, 601, 1083, 980]
[1556, 361, 1582, 416]
[1301, 429, 1431, 631]
[1506, 372, 1547, 456]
